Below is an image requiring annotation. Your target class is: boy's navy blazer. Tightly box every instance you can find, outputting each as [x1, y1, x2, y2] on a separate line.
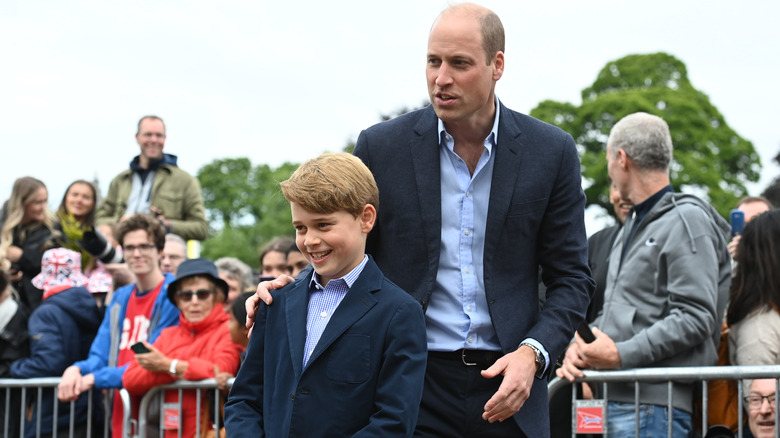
[224, 256, 427, 438]
[353, 104, 594, 438]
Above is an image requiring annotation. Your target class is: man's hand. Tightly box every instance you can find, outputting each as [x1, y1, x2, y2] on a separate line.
[556, 339, 589, 382]
[480, 346, 537, 423]
[556, 327, 621, 382]
[577, 327, 621, 370]
[728, 235, 741, 260]
[245, 275, 295, 330]
[58, 366, 84, 401]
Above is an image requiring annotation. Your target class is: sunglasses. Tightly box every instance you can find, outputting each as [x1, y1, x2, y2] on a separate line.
[177, 289, 214, 302]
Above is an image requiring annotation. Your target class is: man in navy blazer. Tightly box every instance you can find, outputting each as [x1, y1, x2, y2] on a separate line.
[351, 4, 592, 438]
[248, 4, 592, 437]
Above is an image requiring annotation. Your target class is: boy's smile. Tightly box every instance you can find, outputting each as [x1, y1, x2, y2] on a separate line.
[290, 202, 375, 286]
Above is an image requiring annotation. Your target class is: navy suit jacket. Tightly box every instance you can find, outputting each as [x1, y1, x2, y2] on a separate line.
[353, 104, 594, 437]
[224, 257, 427, 437]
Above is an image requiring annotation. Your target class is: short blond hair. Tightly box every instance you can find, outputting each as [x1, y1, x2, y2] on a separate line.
[280, 153, 379, 217]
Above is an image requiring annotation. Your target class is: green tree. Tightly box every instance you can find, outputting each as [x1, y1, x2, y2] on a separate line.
[197, 159, 298, 267]
[530, 52, 761, 218]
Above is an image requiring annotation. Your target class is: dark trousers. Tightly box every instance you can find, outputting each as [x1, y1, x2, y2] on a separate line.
[414, 352, 527, 438]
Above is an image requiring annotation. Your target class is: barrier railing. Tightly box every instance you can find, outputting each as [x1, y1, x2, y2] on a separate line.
[548, 365, 780, 438]
[0, 377, 132, 438]
[135, 378, 234, 438]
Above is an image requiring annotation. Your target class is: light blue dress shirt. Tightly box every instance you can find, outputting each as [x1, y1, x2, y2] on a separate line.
[303, 255, 368, 368]
[424, 98, 549, 372]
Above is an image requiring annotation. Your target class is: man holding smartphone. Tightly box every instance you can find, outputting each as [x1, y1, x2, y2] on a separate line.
[557, 113, 731, 436]
[58, 214, 180, 438]
[728, 196, 773, 260]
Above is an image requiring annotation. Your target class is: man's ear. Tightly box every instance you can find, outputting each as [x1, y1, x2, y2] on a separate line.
[617, 148, 629, 170]
[359, 204, 377, 233]
[492, 51, 504, 81]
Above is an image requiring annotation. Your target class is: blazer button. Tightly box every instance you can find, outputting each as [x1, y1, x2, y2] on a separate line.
[290, 392, 295, 400]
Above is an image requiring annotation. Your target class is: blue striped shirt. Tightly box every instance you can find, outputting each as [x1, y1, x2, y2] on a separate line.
[303, 255, 368, 367]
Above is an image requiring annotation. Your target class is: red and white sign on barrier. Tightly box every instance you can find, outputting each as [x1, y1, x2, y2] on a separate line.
[574, 399, 606, 434]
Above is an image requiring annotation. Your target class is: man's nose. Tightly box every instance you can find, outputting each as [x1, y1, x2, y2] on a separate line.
[435, 63, 453, 87]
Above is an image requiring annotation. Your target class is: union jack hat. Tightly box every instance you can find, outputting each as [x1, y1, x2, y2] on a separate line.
[32, 248, 89, 291]
[87, 270, 113, 294]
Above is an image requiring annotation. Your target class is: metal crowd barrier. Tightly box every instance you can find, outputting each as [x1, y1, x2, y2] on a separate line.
[548, 365, 780, 438]
[134, 378, 234, 438]
[0, 377, 131, 438]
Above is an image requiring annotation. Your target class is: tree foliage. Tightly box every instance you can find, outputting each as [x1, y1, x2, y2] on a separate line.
[197, 159, 298, 268]
[530, 52, 761, 218]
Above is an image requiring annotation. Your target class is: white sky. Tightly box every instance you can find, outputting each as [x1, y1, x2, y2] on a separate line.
[2, 0, 778, 234]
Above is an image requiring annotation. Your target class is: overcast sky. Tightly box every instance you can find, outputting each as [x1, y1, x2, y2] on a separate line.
[2, 0, 778, 233]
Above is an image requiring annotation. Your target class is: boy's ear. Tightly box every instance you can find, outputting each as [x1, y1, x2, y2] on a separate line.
[359, 204, 377, 233]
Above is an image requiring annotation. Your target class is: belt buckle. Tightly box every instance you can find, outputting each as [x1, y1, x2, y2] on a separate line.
[461, 349, 477, 366]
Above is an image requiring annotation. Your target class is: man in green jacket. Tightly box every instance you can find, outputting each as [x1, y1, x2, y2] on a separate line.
[96, 115, 208, 241]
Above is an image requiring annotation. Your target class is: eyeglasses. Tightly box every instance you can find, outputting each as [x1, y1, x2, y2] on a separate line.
[744, 394, 776, 410]
[177, 289, 214, 302]
[123, 244, 157, 254]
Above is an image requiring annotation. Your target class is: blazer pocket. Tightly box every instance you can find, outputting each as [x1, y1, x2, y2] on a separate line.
[326, 334, 371, 384]
[506, 197, 546, 218]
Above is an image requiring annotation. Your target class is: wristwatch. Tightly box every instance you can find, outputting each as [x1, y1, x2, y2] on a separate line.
[521, 343, 545, 372]
[169, 359, 179, 376]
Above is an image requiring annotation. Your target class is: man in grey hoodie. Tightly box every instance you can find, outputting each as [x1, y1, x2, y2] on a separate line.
[557, 112, 731, 436]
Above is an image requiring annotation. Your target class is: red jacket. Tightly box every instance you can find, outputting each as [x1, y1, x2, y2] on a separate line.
[123, 305, 243, 437]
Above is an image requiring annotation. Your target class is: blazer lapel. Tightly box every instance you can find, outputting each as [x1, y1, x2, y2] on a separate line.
[410, 106, 443, 268]
[304, 259, 382, 368]
[285, 277, 310, 377]
[485, 103, 524, 261]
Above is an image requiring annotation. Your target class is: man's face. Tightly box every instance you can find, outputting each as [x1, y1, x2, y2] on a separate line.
[426, 11, 502, 126]
[219, 271, 242, 307]
[740, 201, 771, 224]
[136, 118, 166, 163]
[122, 229, 162, 277]
[748, 379, 777, 438]
[609, 182, 632, 224]
[606, 143, 628, 202]
[291, 202, 373, 286]
[160, 241, 186, 275]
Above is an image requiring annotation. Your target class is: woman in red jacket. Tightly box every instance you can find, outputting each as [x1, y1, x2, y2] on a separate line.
[123, 258, 243, 438]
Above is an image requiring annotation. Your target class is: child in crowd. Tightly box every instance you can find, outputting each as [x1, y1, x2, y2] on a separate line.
[224, 153, 427, 437]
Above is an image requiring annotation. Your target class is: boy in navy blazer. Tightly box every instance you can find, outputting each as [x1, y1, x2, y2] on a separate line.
[224, 153, 427, 437]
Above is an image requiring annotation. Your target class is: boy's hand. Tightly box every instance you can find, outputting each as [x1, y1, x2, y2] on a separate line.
[245, 275, 295, 330]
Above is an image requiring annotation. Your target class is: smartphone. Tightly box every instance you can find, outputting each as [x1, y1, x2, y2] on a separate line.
[258, 275, 276, 283]
[730, 209, 745, 237]
[577, 321, 596, 343]
[131, 341, 150, 354]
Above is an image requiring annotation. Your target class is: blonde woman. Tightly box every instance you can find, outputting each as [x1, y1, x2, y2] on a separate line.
[0, 177, 58, 309]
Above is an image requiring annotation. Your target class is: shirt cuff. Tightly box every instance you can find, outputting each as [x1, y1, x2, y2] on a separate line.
[519, 338, 549, 377]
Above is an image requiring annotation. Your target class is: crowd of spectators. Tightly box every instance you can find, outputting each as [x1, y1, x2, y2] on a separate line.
[2, 3, 780, 436]
[0, 114, 307, 437]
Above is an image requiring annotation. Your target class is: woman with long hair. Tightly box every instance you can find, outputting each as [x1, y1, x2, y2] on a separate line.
[727, 209, 780, 368]
[0, 177, 59, 309]
[54, 180, 122, 273]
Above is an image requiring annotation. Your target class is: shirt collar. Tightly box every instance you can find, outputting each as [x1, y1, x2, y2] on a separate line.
[631, 184, 674, 222]
[308, 255, 369, 291]
[437, 96, 501, 151]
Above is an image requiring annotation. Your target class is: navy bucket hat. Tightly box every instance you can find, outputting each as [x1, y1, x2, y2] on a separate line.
[167, 258, 229, 304]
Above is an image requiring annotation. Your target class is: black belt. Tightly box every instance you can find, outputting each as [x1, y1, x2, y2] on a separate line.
[428, 349, 503, 367]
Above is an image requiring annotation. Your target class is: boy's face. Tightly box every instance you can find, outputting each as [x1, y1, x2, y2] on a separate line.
[290, 202, 375, 286]
[122, 229, 162, 278]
